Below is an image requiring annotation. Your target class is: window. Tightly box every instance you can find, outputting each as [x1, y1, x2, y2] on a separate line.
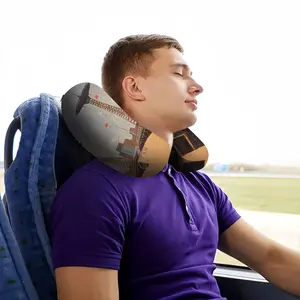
[208, 170, 300, 266]
[0, 0, 299, 269]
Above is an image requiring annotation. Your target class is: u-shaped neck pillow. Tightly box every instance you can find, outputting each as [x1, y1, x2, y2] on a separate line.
[61, 82, 209, 177]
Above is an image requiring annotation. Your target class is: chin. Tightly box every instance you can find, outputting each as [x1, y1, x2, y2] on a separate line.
[185, 112, 197, 127]
[173, 113, 197, 132]
[189, 113, 198, 126]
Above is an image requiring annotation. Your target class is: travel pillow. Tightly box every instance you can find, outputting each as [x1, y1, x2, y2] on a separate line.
[61, 82, 209, 177]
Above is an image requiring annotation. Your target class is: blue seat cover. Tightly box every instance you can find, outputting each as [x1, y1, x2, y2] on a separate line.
[0, 194, 39, 300]
[4, 94, 59, 300]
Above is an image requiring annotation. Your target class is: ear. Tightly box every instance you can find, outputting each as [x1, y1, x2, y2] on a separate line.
[122, 76, 145, 101]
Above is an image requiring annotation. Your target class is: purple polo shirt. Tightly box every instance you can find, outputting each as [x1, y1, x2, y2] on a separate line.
[50, 159, 240, 300]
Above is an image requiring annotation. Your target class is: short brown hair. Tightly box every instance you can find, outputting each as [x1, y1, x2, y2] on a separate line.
[101, 34, 184, 107]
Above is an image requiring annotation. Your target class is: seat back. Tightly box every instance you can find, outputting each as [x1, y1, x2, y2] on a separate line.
[3, 93, 94, 300]
[4, 94, 59, 300]
[0, 194, 39, 300]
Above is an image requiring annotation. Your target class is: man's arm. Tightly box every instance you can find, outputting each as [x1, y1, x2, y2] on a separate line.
[219, 217, 300, 297]
[50, 167, 129, 300]
[201, 173, 300, 297]
[55, 267, 118, 300]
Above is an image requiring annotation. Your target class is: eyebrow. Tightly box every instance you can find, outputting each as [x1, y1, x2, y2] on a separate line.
[170, 63, 193, 75]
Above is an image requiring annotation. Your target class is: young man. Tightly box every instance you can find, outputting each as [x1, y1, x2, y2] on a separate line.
[50, 34, 300, 300]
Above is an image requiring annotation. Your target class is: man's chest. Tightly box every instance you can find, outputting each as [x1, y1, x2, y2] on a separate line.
[121, 173, 220, 277]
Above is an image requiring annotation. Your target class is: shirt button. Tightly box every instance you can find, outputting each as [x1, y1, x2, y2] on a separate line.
[168, 167, 171, 175]
[185, 205, 189, 212]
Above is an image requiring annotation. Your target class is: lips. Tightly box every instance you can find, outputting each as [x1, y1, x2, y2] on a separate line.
[185, 99, 198, 105]
[185, 99, 198, 110]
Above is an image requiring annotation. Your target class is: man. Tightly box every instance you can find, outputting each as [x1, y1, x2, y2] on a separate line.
[50, 34, 300, 300]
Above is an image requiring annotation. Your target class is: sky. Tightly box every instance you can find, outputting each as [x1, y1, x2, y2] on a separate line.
[0, 0, 299, 166]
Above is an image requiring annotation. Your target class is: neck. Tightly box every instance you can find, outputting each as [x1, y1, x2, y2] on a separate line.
[137, 117, 173, 146]
[125, 106, 174, 147]
[151, 129, 173, 147]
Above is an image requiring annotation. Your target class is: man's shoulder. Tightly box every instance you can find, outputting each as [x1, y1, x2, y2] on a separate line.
[61, 159, 131, 190]
[75, 159, 125, 179]
[54, 159, 129, 202]
[188, 170, 217, 190]
[185, 170, 224, 203]
[51, 159, 131, 221]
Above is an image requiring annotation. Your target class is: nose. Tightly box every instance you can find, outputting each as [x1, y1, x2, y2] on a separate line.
[188, 82, 203, 96]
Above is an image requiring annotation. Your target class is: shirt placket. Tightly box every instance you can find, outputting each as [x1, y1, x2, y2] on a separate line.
[167, 167, 198, 231]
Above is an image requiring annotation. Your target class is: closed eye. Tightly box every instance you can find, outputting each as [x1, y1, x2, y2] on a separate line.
[174, 72, 183, 77]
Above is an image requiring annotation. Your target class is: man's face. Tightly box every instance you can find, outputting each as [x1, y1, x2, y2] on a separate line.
[136, 47, 203, 133]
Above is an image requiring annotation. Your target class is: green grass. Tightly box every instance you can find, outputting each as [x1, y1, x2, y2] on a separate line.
[211, 175, 300, 266]
[211, 176, 300, 214]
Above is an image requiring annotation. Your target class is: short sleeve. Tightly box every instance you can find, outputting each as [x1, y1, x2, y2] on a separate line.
[213, 183, 241, 234]
[50, 168, 129, 270]
[201, 173, 241, 234]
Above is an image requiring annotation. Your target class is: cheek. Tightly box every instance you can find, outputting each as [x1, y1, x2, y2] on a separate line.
[167, 80, 187, 101]
[141, 79, 162, 98]
[143, 78, 186, 105]
[143, 80, 169, 101]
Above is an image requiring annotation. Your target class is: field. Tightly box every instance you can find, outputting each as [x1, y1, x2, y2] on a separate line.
[1, 170, 300, 267]
[211, 175, 300, 215]
[211, 175, 300, 266]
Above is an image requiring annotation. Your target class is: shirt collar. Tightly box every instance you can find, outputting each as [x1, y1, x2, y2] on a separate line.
[162, 164, 169, 173]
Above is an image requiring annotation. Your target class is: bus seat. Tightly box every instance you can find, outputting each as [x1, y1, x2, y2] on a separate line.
[2, 93, 94, 300]
[0, 194, 39, 300]
[3, 94, 59, 300]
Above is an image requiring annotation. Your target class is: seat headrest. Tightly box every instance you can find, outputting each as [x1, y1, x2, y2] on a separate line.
[61, 82, 209, 177]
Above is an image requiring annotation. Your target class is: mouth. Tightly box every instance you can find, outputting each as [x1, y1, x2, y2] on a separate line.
[185, 99, 198, 111]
